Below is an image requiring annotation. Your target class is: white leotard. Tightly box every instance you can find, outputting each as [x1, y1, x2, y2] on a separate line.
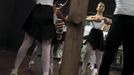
[91, 20, 104, 30]
[36, 0, 54, 6]
[114, 0, 134, 16]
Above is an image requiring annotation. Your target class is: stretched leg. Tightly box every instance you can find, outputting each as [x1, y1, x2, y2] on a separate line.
[122, 43, 134, 75]
[41, 40, 52, 75]
[50, 45, 54, 75]
[53, 43, 59, 57]
[10, 33, 34, 75]
[95, 49, 103, 70]
[29, 41, 54, 75]
[121, 17, 134, 75]
[29, 42, 41, 69]
[53, 40, 61, 57]
[81, 43, 95, 75]
[91, 49, 103, 75]
[121, 45, 134, 75]
[99, 15, 122, 75]
[58, 41, 64, 64]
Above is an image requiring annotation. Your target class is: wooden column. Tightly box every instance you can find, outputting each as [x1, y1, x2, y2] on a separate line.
[60, 0, 89, 75]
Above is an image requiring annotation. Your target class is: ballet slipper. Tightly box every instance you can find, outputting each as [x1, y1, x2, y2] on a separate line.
[28, 60, 35, 69]
[10, 69, 18, 75]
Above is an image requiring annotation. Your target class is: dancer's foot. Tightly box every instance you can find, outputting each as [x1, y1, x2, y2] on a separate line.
[28, 60, 35, 69]
[49, 64, 53, 75]
[10, 69, 18, 75]
[43, 72, 49, 75]
[91, 69, 98, 75]
[58, 60, 62, 64]
[88, 64, 94, 70]
[80, 68, 86, 75]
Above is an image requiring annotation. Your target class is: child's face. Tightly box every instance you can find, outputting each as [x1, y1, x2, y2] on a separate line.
[96, 2, 105, 13]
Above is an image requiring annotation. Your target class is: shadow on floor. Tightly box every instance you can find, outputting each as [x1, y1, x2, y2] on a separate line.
[0, 50, 121, 75]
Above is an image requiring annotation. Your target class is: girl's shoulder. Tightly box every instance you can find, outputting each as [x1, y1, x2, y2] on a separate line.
[86, 15, 96, 20]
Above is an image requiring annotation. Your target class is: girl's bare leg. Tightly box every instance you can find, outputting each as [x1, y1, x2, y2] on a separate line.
[58, 41, 64, 64]
[81, 43, 95, 75]
[10, 33, 34, 75]
[50, 45, 54, 75]
[29, 43, 41, 69]
[91, 49, 103, 75]
[95, 49, 103, 70]
[41, 40, 52, 75]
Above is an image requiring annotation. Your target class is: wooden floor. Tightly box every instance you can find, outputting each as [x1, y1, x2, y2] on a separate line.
[0, 50, 121, 75]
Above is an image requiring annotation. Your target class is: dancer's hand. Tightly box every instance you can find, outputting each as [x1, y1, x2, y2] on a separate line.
[103, 17, 112, 25]
[86, 16, 102, 22]
[91, 17, 102, 22]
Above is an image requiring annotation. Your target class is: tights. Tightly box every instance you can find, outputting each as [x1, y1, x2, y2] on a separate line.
[12, 33, 52, 75]
[81, 43, 103, 75]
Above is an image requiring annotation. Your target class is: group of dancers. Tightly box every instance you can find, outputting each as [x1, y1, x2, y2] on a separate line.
[10, 0, 134, 75]
[10, 0, 111, 75]
[10, 0, 67, 75]
[81, 1, 111, 75]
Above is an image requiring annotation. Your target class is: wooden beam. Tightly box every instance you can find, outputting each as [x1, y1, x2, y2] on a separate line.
[60, 0, 89, 75]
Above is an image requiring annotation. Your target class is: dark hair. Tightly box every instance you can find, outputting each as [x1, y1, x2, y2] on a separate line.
[98, 1, 105, 7]
[99, 1, 105, 4]
[99, 0, 104, 3]
[55, 3, 63, 8]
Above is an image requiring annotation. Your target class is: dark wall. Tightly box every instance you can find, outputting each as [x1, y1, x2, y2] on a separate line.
[88, 0, 115, 17]
[56, 0, 115, 16]
[0, 0, 69, 51]
[54, 0, 70, 16]
[0, 0, 115, 51]
[0, 0, 15, 50]
[0, 0, 34, 51]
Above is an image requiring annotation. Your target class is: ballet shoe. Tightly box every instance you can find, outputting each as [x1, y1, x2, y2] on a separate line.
[58, 60, 62, 64]
[80, 69, 86, 75]
[49, 64, 53, 75]
[91, 69, 98, 75]
[28, 60, 35, 69]
[10, 69, 18, 75]
[43, 72, 49, 75]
